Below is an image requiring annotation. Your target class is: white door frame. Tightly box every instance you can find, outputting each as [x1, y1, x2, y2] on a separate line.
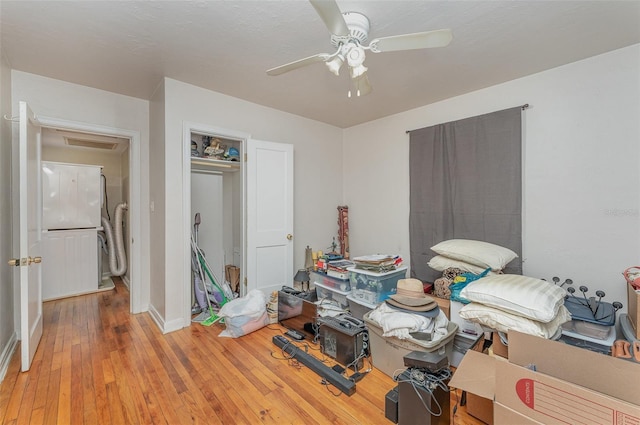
[181, 122, 249, 327]
[33, 115, 143, 314]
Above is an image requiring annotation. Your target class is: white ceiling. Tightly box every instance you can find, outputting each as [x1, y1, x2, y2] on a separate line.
[2, 1, 639, 128]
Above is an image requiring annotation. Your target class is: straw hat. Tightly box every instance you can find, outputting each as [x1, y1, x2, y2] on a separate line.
[385, 298, 440, 314]
[389, 278, 437, 309]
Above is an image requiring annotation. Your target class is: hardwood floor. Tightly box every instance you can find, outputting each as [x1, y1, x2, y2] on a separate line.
[0, 279, 483, 424]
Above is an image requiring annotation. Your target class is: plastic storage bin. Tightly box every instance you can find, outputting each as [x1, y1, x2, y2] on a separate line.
[450, 333, 483, 368]
[348, 266, 407, 304]
[310, 270, 351, 292]
[561, 319, 613, 340]
[346, 294, 377, 320]
[449, 300, 484, 338]
[313, 280, 351, 310]
[363, 311, 458, 378]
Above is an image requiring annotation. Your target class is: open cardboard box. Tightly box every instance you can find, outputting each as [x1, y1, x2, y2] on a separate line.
[450, 330, 640, 425]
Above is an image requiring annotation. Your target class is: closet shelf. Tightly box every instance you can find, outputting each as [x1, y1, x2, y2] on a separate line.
[191, 157, 240, 173]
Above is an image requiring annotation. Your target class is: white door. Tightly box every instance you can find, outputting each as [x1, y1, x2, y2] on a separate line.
[246, 139, 294, 295]
[13, 102, 43, 371]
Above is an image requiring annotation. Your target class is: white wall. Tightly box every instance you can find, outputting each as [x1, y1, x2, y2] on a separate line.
[0, 46, 17, 382]
[343, 44, 640, 309]
[11, 71, 151, 311]
[159, 78, 343, 327]
[149, 81, 166, 319]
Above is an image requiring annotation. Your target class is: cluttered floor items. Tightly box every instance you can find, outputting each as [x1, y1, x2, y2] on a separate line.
[199, 240, 640, 424]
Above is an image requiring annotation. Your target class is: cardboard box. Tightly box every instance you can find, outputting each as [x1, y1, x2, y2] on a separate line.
[494, 403, 542, 425]
[628, 281, 640, 339]
[508, 331, 640, 406]
[467, 392, 493, 425]
[432, 296, 450, 319]
[450, 331, 640, 425]
[496, 357, 640, 424]
[449, 349, 498, 424]
[491, 331, 508, 358]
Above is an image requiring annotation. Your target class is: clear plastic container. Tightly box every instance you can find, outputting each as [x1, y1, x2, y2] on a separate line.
[348, 266, 407, 304]
[313, 280, 350, 310]
[310, 270, 351, 292]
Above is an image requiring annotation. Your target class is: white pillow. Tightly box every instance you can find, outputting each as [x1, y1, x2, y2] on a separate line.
[459, 302, 571, 339]
[459, 274, 566, 322]
[431, 239, 518, 271]
[427, 255, 498, 275]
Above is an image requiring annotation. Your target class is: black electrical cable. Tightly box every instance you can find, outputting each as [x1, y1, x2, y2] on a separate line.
[101, 173, 110, 221]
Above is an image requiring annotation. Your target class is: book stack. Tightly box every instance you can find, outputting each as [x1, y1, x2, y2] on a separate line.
[352, 254, 403, 273]
[326, 260, 355, 280]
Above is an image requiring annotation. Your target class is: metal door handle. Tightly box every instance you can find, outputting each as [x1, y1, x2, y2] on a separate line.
[28, 256, 42, 265]
[8, 258, 19, 266]
[286, 234, 293, 240]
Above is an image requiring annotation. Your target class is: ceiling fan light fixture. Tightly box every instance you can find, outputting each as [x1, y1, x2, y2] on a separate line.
[346, 45, 365, 66]
[350, 63, 367, 79]
[266, 1, 453, 98]
[325, 54, 344, 76]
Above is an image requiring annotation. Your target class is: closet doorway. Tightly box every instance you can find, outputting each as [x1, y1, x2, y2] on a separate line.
[181, 122, 294, 327]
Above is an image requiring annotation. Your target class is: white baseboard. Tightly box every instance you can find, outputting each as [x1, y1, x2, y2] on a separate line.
[122, 275, 130, 290]
[147, 304, 165, 332]
[147, 304, 185, 334]
[0, 332, 18, 383]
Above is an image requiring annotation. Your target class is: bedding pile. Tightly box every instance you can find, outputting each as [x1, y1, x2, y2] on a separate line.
[426, 239, 570, 339]
[428, 239, 517, 298]
[365, 278, 450, 341]
[458, 274, 571, 339]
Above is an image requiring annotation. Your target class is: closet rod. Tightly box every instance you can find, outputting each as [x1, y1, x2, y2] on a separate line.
[405, 103, 529, 134]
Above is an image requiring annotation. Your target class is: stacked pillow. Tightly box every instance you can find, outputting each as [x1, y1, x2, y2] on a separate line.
[458, 274, 571, 339]
[428, 239, 518, 274]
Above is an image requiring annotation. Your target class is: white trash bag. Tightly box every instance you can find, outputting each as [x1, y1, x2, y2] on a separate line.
[218, 289, 268, 338]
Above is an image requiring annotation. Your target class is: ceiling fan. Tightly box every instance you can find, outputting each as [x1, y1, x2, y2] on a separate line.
[266, 0, 453, 97]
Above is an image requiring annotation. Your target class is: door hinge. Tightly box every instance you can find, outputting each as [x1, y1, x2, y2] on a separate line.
[244, 277, 247, 288]
[244, 153, 247, 162]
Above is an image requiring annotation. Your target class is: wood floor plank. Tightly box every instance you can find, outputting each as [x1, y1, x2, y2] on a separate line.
[0, 278, 485, 425]
[42, 368, 60, 425]
[0, 350, 21, 423]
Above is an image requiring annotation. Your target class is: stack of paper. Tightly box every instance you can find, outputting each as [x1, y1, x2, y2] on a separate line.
[327, 260, 355, 280]
[352, 254, 403, 273]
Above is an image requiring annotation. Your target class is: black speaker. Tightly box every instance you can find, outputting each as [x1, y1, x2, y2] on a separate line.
[397, 369, 450, 425]
[385, 386, 399, 423]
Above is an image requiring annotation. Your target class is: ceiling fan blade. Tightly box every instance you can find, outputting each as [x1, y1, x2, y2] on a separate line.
[351, 72, 372, 97]
[369, 29, 453, 53]
[309, 0, 350, 36]
[267, 53, 331, 76]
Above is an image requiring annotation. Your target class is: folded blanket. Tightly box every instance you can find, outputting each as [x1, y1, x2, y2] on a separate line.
[367, 302, 449, 341]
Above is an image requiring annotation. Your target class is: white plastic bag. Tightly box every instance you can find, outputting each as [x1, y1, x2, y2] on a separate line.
[218, 289, 268, 338]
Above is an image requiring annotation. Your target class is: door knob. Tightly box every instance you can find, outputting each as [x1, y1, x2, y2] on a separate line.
[286, 234, 293, 240]
[28, 256, 42, 265]
[8, 258, 19, 266]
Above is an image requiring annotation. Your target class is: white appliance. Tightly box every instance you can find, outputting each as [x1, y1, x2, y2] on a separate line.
[41, 161, 102, 300]
[42, 161, 102, 230]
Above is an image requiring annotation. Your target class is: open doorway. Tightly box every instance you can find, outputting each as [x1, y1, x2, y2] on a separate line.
[30, 114, 143, 314]
[40, 127, 131, 299]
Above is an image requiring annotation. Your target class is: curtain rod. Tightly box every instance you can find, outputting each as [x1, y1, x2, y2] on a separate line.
[405, 103, 530, 134]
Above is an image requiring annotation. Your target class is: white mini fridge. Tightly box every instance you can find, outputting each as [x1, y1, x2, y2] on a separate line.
[41, 161, 102, 300]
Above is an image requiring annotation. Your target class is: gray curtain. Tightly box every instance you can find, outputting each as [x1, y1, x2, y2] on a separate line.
[409, 107, 522, 283]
